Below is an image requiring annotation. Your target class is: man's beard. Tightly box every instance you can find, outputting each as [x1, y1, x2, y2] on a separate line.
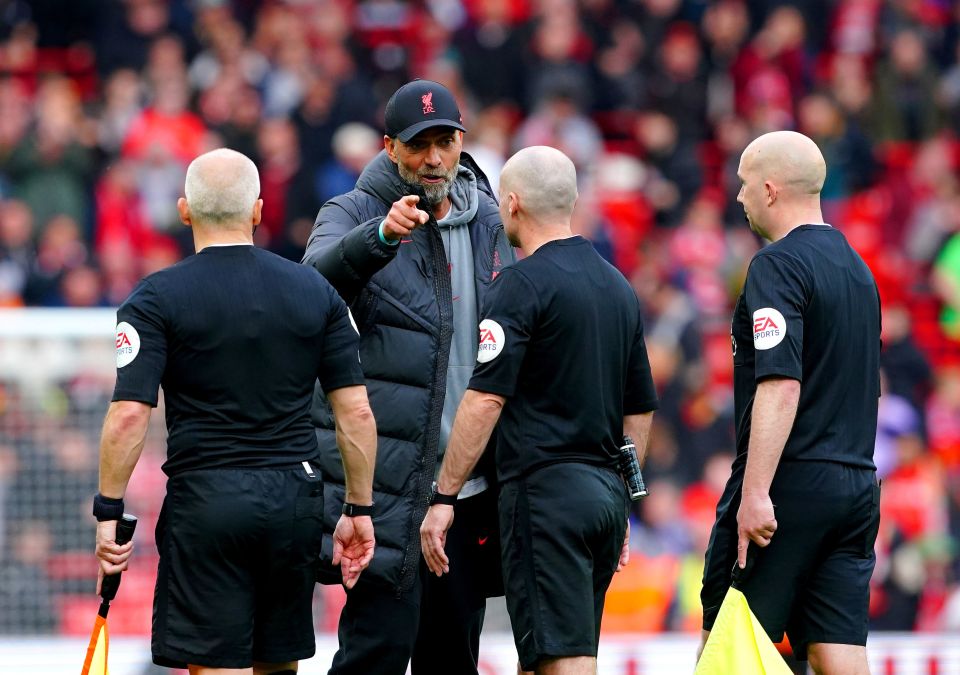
[398, 162, 459, 206]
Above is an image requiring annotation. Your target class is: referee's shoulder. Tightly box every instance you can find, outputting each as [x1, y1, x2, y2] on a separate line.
[748, 243, 813, 284]
[497, 257, 536, 285]
[750, 243, 794, 266]
[136, 256, 189, 290]
[256, 247, 337, 290]
[256, 248, 344, 294]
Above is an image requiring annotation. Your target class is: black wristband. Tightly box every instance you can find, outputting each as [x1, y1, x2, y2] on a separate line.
[342, 502, 374, 517]
[429, 481, 458, 506]
[93, 493, 125, 522]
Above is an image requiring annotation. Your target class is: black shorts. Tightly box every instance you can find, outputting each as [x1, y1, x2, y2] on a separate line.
[152, 465, 323, 668]
[499, 462, 628, 672]
[702, 460, 880, 660]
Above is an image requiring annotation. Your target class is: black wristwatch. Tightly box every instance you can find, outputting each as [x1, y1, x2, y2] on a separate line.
[429, 481, 458, 506]
[342, 502, 374, 517]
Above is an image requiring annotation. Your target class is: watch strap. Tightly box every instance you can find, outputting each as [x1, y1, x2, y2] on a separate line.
[342, 502, 374, 517]
[430, 490, 458, 506]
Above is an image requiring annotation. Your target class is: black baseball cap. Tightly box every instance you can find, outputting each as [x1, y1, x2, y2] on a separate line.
[384, 80, 466, 143]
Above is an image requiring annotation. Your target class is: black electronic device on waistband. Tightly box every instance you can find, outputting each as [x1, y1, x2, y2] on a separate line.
[618, 436, 648, 501]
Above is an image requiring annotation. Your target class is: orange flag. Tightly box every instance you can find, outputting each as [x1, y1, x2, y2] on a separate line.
[81, 614, 109, 675]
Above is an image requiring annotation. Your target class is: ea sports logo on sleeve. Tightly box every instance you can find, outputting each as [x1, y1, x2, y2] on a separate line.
[752, 308, 786, 350]
[115, 321, 141, 367]
[476, 319, 505, 363]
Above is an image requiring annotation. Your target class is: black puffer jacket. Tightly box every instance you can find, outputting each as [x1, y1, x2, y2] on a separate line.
[302, 150, 513, 594]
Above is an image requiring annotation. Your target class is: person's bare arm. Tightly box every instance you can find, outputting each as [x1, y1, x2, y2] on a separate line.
[421, 389, 505, 576]
[617, 411, 654, 571]
[624, 411, 654, 466]
[327, 385, 377, 588]
[96, 400, 151, 580]
[737, 377, 800, 567]
[327, 385, 376, 505]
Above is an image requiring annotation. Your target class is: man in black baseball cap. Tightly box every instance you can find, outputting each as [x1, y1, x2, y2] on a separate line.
[302, 79, 514, 675]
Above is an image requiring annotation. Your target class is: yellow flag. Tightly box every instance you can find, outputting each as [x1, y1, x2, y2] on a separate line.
[81, 614, 109, 675]
[695, 587, 791, 675]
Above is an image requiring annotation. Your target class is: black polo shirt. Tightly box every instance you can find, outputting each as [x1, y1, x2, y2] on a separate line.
[731, 224, 881, 468]
[112, 245, 364, 476]
[468, 236, 658, 482]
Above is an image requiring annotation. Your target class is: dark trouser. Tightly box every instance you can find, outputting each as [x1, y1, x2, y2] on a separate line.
[153, 467, 321, 669]
[702, 460, 880, 660]
[327, 575, 422, 675]
[412, 569, 486, 675]
[329, 491, 498, 675]
[499, 463, 628, 672]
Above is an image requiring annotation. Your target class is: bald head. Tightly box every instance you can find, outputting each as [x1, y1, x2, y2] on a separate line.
[501, 146, 578, 221]
[740, 131, 826, 197]
[184, 148, 260, 226]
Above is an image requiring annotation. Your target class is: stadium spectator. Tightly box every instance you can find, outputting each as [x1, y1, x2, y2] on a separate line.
[872, 28, 942, 143]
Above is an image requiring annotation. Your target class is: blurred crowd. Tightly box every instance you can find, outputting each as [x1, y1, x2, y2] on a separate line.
[1, 0, 960, 639]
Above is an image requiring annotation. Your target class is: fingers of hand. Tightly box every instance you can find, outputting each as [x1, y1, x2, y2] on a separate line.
[436, 547, 449, 576]
[424, 536, 448, 576]
[737, 535, 748, 568]
[383, 219, 411, 240]
[99, 559, 127, 576]
[359, 548, 374, 568]
[389, 200, 426, 231]
[400, 195, 429, 224]
[96, 543, 132, 566]
[747, 519, 777, 547]
[95, 540, 132, 555]
[425, 540, 442, 576]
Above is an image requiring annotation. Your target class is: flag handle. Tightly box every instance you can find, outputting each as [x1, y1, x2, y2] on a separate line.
[100, 514, 138, 603]
[81, 514, 137, 675]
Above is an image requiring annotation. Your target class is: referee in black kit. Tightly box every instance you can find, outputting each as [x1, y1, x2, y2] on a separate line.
[699, 131, 881, 675]
[93, 149, 377, 674]
[421, 146, 658, 675]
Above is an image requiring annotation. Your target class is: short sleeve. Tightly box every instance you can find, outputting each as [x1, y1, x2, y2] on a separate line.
[112, 279, 167, 406]
[744, 252, 807, 381]
[468, 268, 539, 398]
[317, 285, 366, 392]
[624, 306, 659, 414]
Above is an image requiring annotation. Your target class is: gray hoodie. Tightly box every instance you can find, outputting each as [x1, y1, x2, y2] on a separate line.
[437, 165, 480, 470]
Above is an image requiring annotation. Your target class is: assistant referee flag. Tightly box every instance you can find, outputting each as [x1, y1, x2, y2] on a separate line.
[695, 586, 791, 675]
[81, 614, 109, 675]
[82, 515, 137, 675]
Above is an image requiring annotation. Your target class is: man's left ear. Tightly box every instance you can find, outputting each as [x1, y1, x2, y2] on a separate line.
[764, 181, 777, 206]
